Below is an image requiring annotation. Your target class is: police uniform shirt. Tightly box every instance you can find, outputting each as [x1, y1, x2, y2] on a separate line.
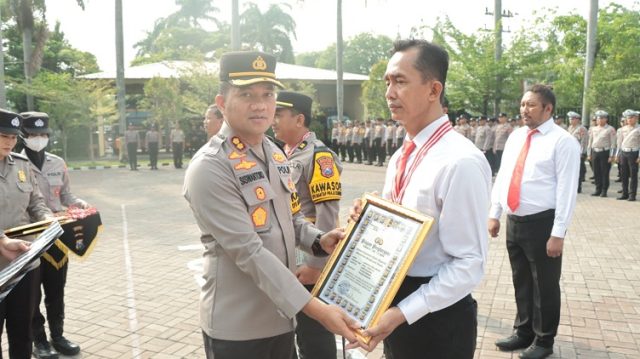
[183, 125, 323, 341]
[588, 124, 617, 156]
[373, 124, 384, 139]
[485, 124, 496, 150]
[145, 130, 160, 145]
[474, 124, 489, 150]
[568, 124, 589, 154]
[344, 127, 352, 142]
[287, 132, 342, 268]
[20, 151, 82, 212]
[494, 123, 512, 151]
[331, 127, 339, 142]
[381, 115, 492, 324]
[124, 129, 140, 144]
[0, 153, 52, 272]
[396, 126, 406, 141]
[618, 124, 640, 153]
[351, 127, 363, 145]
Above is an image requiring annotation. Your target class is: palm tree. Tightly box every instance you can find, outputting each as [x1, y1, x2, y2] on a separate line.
[240, 2, 297, 63]
[6, 0, 84, 110]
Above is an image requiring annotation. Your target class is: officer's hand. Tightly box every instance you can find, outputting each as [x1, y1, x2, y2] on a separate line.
[349, 198, 363, 223]
[488, 218, 501, 238]
[296, 265, 322, 285]
[347, 307, 406, 352]
[302, 298, 359, 343]
[587, 156, 592, 161]
[0, 237, 31, 261]
[547, 236, 564, 258]
[320, 228, 345, 254]
[608, 156, 613, 163]
[72, 200, 90, 209]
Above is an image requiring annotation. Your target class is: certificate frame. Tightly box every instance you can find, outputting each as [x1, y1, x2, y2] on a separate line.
[311, 193, 434, 343]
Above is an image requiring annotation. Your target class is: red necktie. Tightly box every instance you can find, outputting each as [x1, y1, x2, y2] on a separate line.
[394, 140, 416, 195]
[507, 129, 538, 212]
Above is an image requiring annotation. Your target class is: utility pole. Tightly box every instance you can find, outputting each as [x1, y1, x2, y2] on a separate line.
[485, 0, 514, 117]
[115, 0, 126, 135]
[581, 0, 598, 127]
[336, 0, 344, 125]
[231, 0, 240, 50]
[0, 5, 7, 108]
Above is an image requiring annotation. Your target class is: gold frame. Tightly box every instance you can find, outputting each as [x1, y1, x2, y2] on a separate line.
[311, 193, 434, 344]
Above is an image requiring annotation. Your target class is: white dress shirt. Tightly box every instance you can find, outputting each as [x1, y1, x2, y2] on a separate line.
[381, 115, 492, 324]
[489, 118, 580, 238]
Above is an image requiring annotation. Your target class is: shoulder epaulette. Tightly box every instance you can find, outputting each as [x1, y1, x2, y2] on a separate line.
[10, 152, 28, 161]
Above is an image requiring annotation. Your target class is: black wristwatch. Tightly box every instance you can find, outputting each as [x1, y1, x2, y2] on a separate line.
[311, 233, 329, 257]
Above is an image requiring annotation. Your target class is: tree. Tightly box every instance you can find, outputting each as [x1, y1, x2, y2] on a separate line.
[361, 59, 389, 120]
[240, 2, 297, 63]
[297, 33, 392, 75]
[141, 77, 183, 132]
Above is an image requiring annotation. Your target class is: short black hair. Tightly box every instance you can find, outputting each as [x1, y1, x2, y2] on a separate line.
[392, 39, 449, 103]
[207, 105, 223, 118]
[526, 84, 556, 112]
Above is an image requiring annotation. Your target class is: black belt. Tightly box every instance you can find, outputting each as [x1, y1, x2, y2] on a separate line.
[508, 208, 555, 223]
[404, 275, 432, 285]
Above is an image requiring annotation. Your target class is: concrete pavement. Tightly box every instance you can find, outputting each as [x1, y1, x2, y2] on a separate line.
[3, 162, 639, 358]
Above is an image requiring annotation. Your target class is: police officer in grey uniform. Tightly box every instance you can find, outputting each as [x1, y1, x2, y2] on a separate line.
[616, 109, 640, 201]
[183, 51, 357, 359]
[0, 108, 53, 358]
[273, 91, 343, 359]
[587, 110, 617, 197]
[567, 112, 588, 193]
[20, 112, 88, 358]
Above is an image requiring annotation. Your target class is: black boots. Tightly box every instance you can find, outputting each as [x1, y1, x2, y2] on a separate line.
[51, 336, 81, 356]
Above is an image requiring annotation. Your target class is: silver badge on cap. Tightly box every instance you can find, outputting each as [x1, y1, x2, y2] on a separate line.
[11, 117, 20, 127]
[35, 119, 44, 127]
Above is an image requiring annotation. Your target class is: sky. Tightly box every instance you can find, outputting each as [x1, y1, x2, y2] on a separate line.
[43, 0, 640, 73]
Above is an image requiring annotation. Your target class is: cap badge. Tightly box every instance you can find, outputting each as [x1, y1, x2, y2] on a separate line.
[252, 56, 267, 71]
[35, 119, 44, 127]
[11, 117, 20, 127]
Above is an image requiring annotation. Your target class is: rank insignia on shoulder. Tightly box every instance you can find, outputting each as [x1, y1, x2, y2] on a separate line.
[252, 207, 267, 227]
[255, 186, 266, 201]
[235, 160, 257, 170]
[231, 136, 246, 151]
[298, 141, 307, 150]
[229, 151, 246, 160]
[17, 170, 26, 182]
[272, 152, 286, 163]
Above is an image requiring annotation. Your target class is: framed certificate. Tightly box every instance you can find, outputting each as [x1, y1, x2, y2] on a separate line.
[311, 193, 434, 343]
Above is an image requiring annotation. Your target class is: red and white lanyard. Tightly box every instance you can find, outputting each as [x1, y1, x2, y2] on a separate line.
[285, 131, 311, 157]
[391, 120, 453, 203]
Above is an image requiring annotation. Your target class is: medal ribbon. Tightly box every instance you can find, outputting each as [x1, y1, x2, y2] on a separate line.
[391, 120, 453, 203]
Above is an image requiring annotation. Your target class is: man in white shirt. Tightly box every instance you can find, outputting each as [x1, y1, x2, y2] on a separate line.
[489, 85, 580, 359]
[348, 39, 492, 359]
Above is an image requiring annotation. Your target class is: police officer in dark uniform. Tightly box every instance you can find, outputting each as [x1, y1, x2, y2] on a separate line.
[20, 112, 88, 358]
[0, 108, 53, 358]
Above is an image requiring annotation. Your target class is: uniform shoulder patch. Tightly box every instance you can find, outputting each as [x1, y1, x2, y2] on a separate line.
[308, 150, 341, 204]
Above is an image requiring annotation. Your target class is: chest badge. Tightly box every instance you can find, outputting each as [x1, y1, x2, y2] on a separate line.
[235, 160, 257, 170]
[255, 186, 266, 201]
[272, 152, 286, 163]
[17, 170, 26, 182]
[229, 151, 246, 160]
[231, 136, 246, 151]
[252, 207, 267, 227]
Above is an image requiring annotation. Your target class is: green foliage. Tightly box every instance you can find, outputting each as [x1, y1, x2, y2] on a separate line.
[240, 2, 297, 63]
[297, 33, 393, 75]
[141, 77, 183, 130]
[361, 59, 389, 120]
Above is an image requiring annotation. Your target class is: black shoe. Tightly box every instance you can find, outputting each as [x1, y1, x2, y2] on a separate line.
[617, 195, 629, 200]
[600, 192, 607, 198]
[577, 187, 582, 193]
[519, 344, 553, 359]
[51, 336, 81, 356]
[591, 192, 601, 196]
[495, 334, 532, 351]
[365, 162, 372, 165]
[618, 189, 623, 193]
[33, 341, 59, 359]
[629, 196, 636, 202]
[589, 176, 595, 180]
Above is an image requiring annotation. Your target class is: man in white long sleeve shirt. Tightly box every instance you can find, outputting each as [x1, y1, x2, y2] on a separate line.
[489, 84, 580, 359]
[349, 39, 491, 359]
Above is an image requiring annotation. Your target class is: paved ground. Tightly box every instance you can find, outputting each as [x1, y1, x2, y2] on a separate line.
[3, 161, 639, 358]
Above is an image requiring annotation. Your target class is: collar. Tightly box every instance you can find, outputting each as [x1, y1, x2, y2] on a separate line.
[410, 114, 450, 148]
[532, 117, 554, 135]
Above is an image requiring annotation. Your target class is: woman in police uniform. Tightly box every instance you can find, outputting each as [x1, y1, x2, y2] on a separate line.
[0, 108, 53, 358]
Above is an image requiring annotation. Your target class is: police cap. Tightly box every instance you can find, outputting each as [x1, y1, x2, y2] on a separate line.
[219, 51, 284, 88]
[594, 110, 609, 118]
[622, 109, 639, 118]
[20, 112, 51, 135]
[0, 108, 22, 135]
[276, 91, 312, 124]
[567, 111, 581, 119]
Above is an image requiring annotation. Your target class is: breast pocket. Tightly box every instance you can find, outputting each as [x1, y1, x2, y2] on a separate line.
[46, 175, 63, 199]
[241, 183, 275, 233]
[15, 180, 34, 213]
